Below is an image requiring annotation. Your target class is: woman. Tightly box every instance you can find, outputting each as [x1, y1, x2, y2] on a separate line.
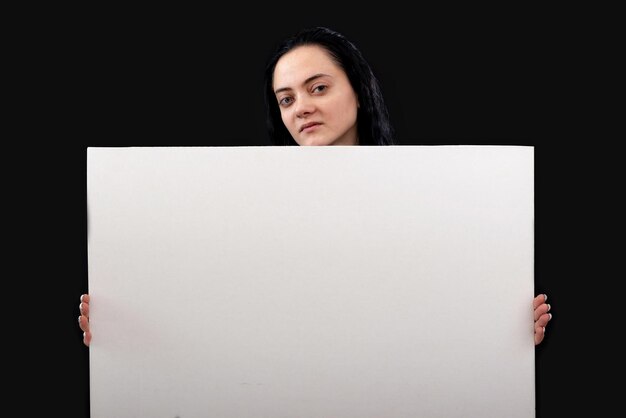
[79, 26, 552, 346]
[263, 26, 394, 146]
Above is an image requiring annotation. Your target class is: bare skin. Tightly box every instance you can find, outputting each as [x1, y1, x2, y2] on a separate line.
[79, 293, 551, 347]
[78, 294, 91, 346]
[273, 45, 359, 146]
[79, 44, 553, 347]
[533, 293, 552, 345]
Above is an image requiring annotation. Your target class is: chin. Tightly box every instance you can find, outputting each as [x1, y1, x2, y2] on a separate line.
[297, 136, 333, 146]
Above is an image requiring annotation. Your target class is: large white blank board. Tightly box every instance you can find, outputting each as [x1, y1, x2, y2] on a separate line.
[87, 145, 535, 417]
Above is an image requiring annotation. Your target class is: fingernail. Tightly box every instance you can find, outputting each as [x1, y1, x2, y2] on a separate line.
[79, 303, 84, 312]
[547, 304, 551, 312]
[548, 313, 552, 320]
[78, 316, 82, 324]
[543, 294, 548, 302]
[543, 327, 546, 334]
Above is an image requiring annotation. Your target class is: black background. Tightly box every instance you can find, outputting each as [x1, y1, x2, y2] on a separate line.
[26, 8, 608, 418]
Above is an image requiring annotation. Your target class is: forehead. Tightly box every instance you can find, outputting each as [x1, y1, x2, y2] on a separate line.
[273, 45, 342, 90]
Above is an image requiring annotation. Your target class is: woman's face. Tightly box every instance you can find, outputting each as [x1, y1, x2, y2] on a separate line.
[272, 45, 359, 146]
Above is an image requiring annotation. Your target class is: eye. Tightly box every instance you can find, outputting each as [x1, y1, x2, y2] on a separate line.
[312, 84, 328, 94]
[278, 96, 294, 107]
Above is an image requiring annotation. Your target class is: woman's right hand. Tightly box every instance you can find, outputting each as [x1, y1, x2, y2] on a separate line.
[78, 294, 91, 347]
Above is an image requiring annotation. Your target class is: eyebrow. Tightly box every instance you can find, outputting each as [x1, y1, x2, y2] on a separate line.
[274, 73, 331, 95]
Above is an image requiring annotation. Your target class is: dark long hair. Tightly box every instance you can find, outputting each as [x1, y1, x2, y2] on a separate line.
[263, 27, 395, 146]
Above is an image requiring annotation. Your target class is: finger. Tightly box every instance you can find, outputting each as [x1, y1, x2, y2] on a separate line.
[533, 293, 547, 309]
[535, 312, 552, 328]
[83, 331, 91, 347]
[78, 315, 90, 333]
[534, 325, 545, 345]
[79, 301, 90, 317]
[80, 294, 90, 304]
[534, 302, 551, 321]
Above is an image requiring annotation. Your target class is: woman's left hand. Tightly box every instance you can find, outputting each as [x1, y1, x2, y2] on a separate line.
[534, 294, 552, 345]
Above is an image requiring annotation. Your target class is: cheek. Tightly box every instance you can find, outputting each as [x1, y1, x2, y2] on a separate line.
[337, 104, 358, 128]
[337, 94, 359, 124]
[280, 110, 296, 133]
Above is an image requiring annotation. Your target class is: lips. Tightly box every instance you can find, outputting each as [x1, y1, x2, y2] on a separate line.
[300, 122, 321, 132]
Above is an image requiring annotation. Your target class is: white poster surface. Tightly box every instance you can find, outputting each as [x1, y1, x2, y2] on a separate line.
[88, 145, 535, 417]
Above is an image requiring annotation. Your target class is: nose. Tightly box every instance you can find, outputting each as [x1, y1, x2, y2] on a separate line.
[294, 95, 315, 118]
